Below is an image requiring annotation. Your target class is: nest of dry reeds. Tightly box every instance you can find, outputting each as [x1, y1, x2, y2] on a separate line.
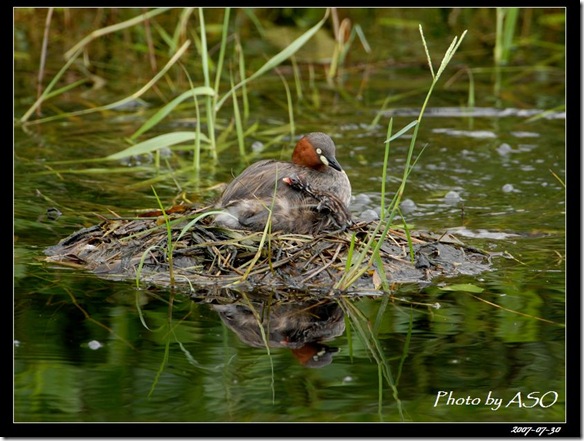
[44, 203, 492, 295]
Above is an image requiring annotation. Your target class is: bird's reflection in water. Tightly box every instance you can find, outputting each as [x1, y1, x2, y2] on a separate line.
[212, 297, 345, 368]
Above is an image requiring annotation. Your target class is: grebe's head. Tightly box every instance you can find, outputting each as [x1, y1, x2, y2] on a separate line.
[291, 132, 343, 172]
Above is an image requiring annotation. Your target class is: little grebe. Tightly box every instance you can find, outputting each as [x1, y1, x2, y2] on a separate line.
[214, 132, 352, 234]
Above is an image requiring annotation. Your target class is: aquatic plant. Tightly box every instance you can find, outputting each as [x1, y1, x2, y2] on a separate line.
[337, 26, 467, 293]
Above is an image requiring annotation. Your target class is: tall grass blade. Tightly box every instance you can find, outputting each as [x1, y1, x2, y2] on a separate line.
[384, 120, 418, 144]
[467, 67, 475, 109]
[239, 174, 281, 282]
[495, 8, 518, 66]
[397, 206, 415, 263]
[392, 27, 467, 210]
[20, 47, 83, 123]
[290, 56, 303, 101]
[215, 9, 330, 111]
[277, 71, 295, 140]
[131, 87, 215, 140]
[494, 8, 517, 100]
[236, 37, 250, 121]
[43, 79, 88, 99]
[501, 8, 518, 62]
[170, 8, 194, 53]
[24, 39, 192, 125]
[135, 244, 160, 289]
[369, 89, 426, 128]
[176, 62, 203, 173]
[198, 8, 218, 160]
[151, 186, 175, 285]
[176, 210, 226, 242]
[213, 8, 231, 93]
[107, 131, 209, 160]
[380, 119, 393, 217]
[338, 27, 467, 293]
[353, 24, 371, 53]
[36, 8, 54, 117]
[343, 233, 357, 276]
[231, 74, 246, 157]
[64, 8, 169, 60]
[193, 93, 202, 171]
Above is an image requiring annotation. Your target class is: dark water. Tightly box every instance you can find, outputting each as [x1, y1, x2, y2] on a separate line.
[13, 7, 568, 433]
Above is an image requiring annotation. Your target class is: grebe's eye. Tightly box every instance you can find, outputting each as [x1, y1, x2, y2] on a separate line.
[316, 148, 322, 155]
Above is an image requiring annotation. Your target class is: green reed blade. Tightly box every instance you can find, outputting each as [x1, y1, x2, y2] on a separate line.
[131, 87, 215, 140]
[64, 8, 170, 60]
[107, 131, 209, 160]
[215, 8, 330, 111]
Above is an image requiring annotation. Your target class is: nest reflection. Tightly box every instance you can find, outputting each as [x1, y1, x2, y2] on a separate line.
[213, 297, 345, 368]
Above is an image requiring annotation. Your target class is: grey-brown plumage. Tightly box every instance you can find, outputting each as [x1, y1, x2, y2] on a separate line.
[214, 132, 352, 234]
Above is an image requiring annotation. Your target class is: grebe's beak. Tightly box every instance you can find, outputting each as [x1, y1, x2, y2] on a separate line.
[321, 154, 342, 172]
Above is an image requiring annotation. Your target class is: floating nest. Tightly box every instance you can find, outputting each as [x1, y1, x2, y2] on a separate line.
[44, 203, 492, 296]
